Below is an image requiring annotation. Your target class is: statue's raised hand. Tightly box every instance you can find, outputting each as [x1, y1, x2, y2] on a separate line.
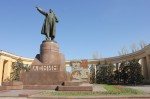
[35, 6, 38, 9]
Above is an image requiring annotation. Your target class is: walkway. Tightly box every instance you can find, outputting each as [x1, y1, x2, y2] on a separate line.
[125, 85, 150, 94]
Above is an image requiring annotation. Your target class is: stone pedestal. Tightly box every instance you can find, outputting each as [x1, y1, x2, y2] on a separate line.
[21, 41, 67, 85]
[20, 41, 91, 91]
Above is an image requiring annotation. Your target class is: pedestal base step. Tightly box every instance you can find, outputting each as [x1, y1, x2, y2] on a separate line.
[63, 81, 82, 86]
[57, 86, 93, 91]
[0, 85, 23, 90]
[2, 81, 23, 86]
[23, 85, 58, 90]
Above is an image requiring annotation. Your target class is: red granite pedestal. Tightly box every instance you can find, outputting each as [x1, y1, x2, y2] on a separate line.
[21, 41, 68, 89]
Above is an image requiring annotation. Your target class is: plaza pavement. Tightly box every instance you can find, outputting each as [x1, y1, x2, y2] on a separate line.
[125, 85, 150, 94]
[0, 85, 150, 99]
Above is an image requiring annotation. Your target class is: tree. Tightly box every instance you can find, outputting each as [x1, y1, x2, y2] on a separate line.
[114, 69, 121, 84]
[10, 58, 30, 81]
[118, 46, 129, 56]
[89, 64, 95, 83]
[130, 43, 139, 53]
[92, 51, 101, 59]
[115, 59, 144, 85]
[139, 40, 147, 49]
[127, 59, 144, 85]
[96, 62, 114, 84]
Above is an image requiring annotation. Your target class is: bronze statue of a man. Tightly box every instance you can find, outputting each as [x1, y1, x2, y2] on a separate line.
[36, 6, 59, 41]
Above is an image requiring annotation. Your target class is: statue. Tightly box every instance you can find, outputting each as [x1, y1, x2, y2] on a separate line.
[36, 6, 59, 41]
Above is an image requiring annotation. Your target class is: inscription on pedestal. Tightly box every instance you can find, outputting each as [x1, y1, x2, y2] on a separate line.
[32, 65, 59, 71]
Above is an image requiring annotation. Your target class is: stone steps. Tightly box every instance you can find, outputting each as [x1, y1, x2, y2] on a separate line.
[63, 81, 82, 86]
[23, 85, 58, 90]
[0, 85, 23, 90]
[0, 81, 93, 91]
[57, 86, 93, 91]
[57, 81, 93, 91]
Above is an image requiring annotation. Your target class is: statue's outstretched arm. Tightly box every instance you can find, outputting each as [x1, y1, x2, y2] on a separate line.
[55, 16, 59, 23]
[36, 6, 48, 16]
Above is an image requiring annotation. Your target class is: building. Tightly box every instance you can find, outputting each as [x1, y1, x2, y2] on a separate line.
[0, 44, 150, 85]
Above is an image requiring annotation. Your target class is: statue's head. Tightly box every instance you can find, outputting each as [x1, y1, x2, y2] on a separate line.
[49, 9, 53, 13]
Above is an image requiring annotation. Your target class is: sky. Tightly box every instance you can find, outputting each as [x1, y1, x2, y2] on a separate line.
[0, 0, 150, 60]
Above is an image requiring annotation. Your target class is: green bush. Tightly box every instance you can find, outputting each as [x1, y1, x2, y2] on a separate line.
[95, 59, 144, 85]
[10, 58, 30, 81]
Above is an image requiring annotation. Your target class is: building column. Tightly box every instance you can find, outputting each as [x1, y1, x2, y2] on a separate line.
[0, 59, 4, 86]
[116, 63, 119, 71]
[141, 57, 149, 82]
[3, 61, 12, 81]
[146, 55, 150, 82]
[94, 64, 97, 83]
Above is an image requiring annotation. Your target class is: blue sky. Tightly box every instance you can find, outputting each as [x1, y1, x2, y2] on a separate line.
[0, 0, 150, 60]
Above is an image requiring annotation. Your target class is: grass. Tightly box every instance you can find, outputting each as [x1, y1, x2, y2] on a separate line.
[37, 84, 145, 97]
[39, 91, 103, 96]
[98, 84, 145, 95]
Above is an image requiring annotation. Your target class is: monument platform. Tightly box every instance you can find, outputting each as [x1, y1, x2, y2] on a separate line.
[0, 81, 93, 91]
[20, 41, 92, 91]
[21, 41, 68, 85]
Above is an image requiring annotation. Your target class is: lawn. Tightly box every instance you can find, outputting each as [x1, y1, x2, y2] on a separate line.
[98, 84, 145, 95]
[37, 84, 146, 97]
